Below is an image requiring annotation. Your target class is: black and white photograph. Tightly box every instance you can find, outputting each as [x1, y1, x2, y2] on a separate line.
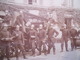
[0, 0, 80, 60]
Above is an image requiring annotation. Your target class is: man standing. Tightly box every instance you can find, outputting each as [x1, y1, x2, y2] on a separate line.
[0, 23, 11, 60]
[30, 25, 37, 56]
[38, 24, 47, 55]
[24, 27, 30, 52]
[60, 24, 69, 52]
[47, 24, 59, 54]
[12, 25, 27, 60]
[70, 28, 77, 50]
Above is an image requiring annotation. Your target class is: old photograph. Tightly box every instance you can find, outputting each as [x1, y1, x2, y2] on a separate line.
[0, 0, 80, 60]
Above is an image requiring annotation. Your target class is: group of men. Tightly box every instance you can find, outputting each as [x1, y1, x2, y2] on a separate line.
[0, 23, 27, 60]
[0, 20, 80, 60]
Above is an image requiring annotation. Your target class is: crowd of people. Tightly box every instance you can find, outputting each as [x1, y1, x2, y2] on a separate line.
[0, 11, 80, 60]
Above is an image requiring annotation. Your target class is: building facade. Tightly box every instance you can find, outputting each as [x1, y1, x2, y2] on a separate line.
[0, 0, 80, 9]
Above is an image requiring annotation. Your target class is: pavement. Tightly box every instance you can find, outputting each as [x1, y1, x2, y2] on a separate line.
[4, 41, 80, 60]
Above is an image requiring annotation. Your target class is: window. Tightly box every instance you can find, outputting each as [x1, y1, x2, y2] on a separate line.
[28, 0, 33, 4]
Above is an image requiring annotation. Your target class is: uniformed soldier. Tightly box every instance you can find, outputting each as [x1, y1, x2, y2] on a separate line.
[60, 24, 69, 52]
[47, 24, 59, 54]
[24, 27, 30, 52]
[12, 25, 27, 60]
[29, 25, 37, 56]
[0, 23, 11, 60]
[70, 28, 77, 51]
[38, 24, 47, 55]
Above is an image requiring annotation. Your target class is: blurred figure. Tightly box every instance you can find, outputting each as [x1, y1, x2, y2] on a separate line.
[30, 25, 37, 56]
[24, 26, 30, 52]
[47, 23, 59, 55]
[70, 27, 77, 51]
[60, 24, 69, 52]
[12, 25, 27, 60]
[0, 23, 11, 60]
[37, 24, 47, 55]
[4, 10, 12, 25]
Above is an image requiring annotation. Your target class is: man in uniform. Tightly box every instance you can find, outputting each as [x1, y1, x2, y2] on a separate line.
[70, 28, 77, 50]
[29, 25, 37, 56]
[12, 25, 27, 60]
[60, 24, 69, 52]
[24, 27, 30, 52]
[47, 23, 59, 55]
[38, 24, 47, 55]
[0, 23, 11, 60]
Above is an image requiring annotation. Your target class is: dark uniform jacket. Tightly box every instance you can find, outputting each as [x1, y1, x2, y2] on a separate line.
[1, 30, 10, 41]
[48, 28, 58, 38]
[12, 30, 24, 44]
[0, 30, 11, 47]
[38, 29, 46, 40]
[70, 28, 77, 38]
[60, 28, 69, 41]
[30, 29, 36, 40]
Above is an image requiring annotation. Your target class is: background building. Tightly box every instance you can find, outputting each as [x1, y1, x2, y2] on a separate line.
[0, 0, 80, 9]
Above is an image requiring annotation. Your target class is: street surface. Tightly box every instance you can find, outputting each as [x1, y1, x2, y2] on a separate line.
[4, 41, 80, 60]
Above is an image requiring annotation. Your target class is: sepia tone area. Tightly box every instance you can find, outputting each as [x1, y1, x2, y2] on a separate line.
[0, 0, 80, 60]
